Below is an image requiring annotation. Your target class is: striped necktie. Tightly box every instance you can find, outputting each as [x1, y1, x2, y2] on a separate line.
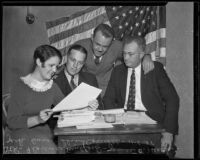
[127, 70, 135, 111]
[70, 75, 76, 90]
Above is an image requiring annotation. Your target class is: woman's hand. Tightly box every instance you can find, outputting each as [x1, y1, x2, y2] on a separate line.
[38, 109, 53, 124]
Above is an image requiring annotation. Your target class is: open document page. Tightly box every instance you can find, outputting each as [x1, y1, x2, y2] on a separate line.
[53, 82, 102, 112]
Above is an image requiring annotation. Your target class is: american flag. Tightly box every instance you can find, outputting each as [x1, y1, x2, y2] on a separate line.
[46, 6, 166, 65]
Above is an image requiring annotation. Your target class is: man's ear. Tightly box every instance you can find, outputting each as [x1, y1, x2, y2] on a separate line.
[36, 58, 42, 67]
[140, 52, 145, 59]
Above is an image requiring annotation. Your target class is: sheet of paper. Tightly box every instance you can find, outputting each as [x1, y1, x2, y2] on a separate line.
[61, 110, 95, 117]
[122, 111, 157, 124]
[96, 108, 125, 115]
[53, 82, 102, 112]
[76, 123, 113, 129]
[76, 115, 113, 129]
[57, 111, 96, 128]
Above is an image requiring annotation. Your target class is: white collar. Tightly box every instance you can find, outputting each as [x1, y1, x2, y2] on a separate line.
[20, 74, 53, 92]
[64, 69, 78, 81]
[128, 63, 141, 73]
[93, 55, 103, 60]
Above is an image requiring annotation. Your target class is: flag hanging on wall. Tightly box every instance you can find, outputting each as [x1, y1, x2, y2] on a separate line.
[46, 6, 166, 65]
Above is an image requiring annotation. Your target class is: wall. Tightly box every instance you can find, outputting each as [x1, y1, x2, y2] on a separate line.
[166, 2, 193, 158]
[2, 6, 89, 93]
[2, 3, 194, 158]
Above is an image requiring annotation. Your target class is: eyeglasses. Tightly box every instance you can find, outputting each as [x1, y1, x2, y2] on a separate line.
[122, 51, 141, 56]
[68, 57, 85, 66]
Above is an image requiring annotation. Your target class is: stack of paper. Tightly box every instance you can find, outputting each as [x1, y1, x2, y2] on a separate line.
[122, 111, 157, 124]
[57, 110, 95, 128]
[76, 122, 113, 129]
[96, 108, 125, 115]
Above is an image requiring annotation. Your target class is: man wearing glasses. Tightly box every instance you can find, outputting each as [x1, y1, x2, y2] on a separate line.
[103, 35, 179, 155]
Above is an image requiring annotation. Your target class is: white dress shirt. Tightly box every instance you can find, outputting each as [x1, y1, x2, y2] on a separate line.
[64, 69, 79, 87]
[93, 55, 103, 62]
[124, 64, 147, 111]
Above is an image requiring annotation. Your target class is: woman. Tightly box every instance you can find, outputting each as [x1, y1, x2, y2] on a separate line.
[5, 45, 64, 154]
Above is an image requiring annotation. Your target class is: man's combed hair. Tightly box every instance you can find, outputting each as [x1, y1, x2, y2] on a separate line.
[67, 44, 88, 60]
[93, 23, 114, 38]
[122, 35, 146, 51]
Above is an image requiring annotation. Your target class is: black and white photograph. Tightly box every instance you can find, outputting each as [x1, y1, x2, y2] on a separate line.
[2, 2, 197, 159]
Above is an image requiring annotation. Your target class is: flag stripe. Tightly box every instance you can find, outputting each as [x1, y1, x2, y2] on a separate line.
[48, 13, 109, 43]
[46, 16, 70, 29]
[47, 6, 107, 38]
[45, 6, 166, 65]
[159, 48, 166, 57]
[145, 28, 166, 44]
[51, 29, 94, 50]
[46, 7, 103, 29]
[150, 47, 166, 61]
[50, 20, 110, 50]
[146, 38, 166, 54]
[159, 6, 166, 28]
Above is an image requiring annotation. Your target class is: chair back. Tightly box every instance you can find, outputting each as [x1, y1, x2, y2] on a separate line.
[2, 93, 10, 148]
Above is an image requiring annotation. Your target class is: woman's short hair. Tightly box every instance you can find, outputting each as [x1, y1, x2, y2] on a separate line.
[33, 45, 62, 65]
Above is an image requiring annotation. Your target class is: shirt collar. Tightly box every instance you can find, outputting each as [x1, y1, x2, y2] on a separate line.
[20, 74, 53, 92]
[64, 69, 78, 81]
[128, 63, 141, 73]
[93, 54, 103, 61]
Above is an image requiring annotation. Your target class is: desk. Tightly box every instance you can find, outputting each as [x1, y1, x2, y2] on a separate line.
[54, 124, 164, 154]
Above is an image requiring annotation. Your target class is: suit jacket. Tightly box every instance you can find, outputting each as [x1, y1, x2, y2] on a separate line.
[54, 69, 104, 110]
[48, 69, 104, 130]
[75, 38, 123, 97]
[103, 62, 179, 135]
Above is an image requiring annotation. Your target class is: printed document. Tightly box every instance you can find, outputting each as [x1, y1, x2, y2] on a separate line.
[53, 82, 102, 112]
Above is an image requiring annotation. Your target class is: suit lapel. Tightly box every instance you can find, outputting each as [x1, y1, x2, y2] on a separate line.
[140, 65, 147, 103]
[61, 70, 73, 94]
[78, 72, 83, 85]
[121, 66, 128, 103]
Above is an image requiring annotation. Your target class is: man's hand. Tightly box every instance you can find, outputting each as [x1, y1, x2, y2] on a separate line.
[142, 54, 154, 74]
[161, 132, 173, 153]
[87, 99, 99, 110]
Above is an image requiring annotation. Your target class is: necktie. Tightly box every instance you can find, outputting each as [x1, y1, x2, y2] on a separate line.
[70, 75, 76, 90]
[127, 70, 136, 111]
[94, 56, 101, 65]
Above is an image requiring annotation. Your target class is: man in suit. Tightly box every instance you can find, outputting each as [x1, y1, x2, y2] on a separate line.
[54, 44, 103, 110]
[75, 23, 154, 97]
[103, 35, 179, 153]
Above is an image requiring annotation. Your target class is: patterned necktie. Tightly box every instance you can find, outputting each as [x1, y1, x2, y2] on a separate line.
[94, 56, 101, 65]
[70, 75, 76, 90]
[127, 70, 136, 111]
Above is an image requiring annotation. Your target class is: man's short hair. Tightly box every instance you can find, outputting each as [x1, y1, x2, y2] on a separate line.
[122, 35, 146, 52]
[67, 44, 88, 60]
[93, 23, 114, 39]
